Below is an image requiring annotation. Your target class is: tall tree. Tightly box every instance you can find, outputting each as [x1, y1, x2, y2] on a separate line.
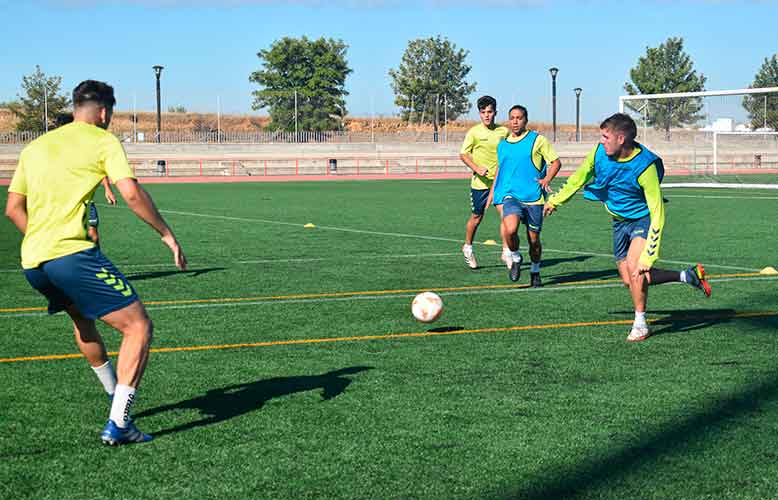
[624, 37, 706, 139]
[250, 37, 352, 132]
[742, 54, 778, 130]
[10, 65, 71, 132]
[389, 36, 476, 135]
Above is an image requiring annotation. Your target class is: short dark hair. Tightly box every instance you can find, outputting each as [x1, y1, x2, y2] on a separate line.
[73, 80, 116, 109]
[477, 95, 497, 111]
[600, 113, 637, 143]
[508, 104, 528, 120]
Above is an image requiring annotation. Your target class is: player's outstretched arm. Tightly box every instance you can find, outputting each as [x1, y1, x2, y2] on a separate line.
[102, 177, 117, 205]
[115, 178, 187, 270]
[4, 192, 28, 234]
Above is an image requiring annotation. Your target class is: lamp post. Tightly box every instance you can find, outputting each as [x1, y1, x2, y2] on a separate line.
[152, 65, 164, 143]
[549, 67, 559, 142]
[574, 87, 582, 142]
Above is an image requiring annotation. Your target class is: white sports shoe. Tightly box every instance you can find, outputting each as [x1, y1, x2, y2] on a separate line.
[462, 245, 478, 269]
[501, 249, 512, 269]
[627, 325, 651, 342]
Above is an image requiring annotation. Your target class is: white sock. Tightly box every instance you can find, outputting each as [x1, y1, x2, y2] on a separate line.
[110, 384, 137, 428]
[463, 244, 473, 252]
[531, 261, 541, 273]
[91, 360, 117, 396]
[502, 246, 510, 255]
[511, 250, 522, 263]
[634, 311, 647, 328]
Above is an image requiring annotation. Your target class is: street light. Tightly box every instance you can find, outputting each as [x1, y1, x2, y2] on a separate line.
[152, 65, 164, 143]
[574, 87, 583, 142]
[549, 67, 558, 142]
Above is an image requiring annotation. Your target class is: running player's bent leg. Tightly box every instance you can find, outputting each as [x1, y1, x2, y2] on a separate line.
[67, 305, 109, 367]
[625, 237, 649, 313]
[502, 214, 520, 251]
[464, 213, 483, 245]
[100, 300, 153, 440]
[465, 188, 489, 244]
[100, 301, 153, 389]
[526, 229, 542, 263]
[625, 237, 652, 342]
[66, 304, 117, 397]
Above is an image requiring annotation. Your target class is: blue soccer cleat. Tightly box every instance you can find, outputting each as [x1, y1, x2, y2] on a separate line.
[100, 419, 153, 446]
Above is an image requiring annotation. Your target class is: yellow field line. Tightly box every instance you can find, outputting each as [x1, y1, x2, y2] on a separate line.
[2, 309, 777, 364]
[0, 272, 766, 314]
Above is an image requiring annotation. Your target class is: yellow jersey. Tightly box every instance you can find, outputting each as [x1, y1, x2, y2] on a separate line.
[460, 123, 509, 190]
[8, 121, 135, 269]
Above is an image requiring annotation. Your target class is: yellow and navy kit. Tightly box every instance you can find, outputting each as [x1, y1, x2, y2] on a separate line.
[460, 123, 509, 190]
[547, 144, 665, 267]
[8, 121, 136, 269]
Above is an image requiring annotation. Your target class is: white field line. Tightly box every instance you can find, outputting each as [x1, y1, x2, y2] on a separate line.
[0, 245, 757, 274]
[667, 194, 778, 200]
[0, 252, 463, 274]
[663, 183, 778, 190]
[2, 275, 776, 319]
[0, 205, 759, 274]
[158, 208, 759, 272]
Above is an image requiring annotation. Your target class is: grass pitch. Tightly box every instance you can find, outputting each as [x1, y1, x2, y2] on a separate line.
[2, 177, 778, 500]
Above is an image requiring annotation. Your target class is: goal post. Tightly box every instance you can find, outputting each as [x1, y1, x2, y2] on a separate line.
[617, 87, 778, 176]
[618, 87, 778, 114]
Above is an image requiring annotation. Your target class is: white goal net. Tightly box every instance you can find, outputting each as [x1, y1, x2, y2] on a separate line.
[618, 87, 778, 180]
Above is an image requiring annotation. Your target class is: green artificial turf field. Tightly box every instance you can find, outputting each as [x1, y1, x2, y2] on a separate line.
[1, 177, 777, 499]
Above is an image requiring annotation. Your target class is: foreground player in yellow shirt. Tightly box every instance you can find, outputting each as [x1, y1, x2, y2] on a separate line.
[5, 80, 187, 445]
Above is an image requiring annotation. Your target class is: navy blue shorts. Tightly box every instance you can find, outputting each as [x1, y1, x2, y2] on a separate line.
[24, 247, 138, 320]
[470, 188, 490, 215]
[501, 198, 543, 233]
[612, 215, 651, 261]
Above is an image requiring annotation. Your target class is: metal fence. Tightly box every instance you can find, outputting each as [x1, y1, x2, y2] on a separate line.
[2, 128, 603, 145]
[0, 129, 475, 145]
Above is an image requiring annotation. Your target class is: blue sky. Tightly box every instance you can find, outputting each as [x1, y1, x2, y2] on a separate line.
[1, 0, 776, 125]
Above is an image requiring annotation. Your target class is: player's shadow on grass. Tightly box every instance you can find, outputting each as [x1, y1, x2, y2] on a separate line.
[496, 370, 778, 500]
[479, 254, 592, 271]
[427, 326, 465, 333]
[126, 267, 226, 281]
[545, 268, 620, 285]
[650, 308, 739, 336]
[611, 308, 739, 337]
[134, 366, 372, 438]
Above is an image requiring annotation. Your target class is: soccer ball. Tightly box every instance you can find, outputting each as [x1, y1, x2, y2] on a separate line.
[411, 292, 443, 323]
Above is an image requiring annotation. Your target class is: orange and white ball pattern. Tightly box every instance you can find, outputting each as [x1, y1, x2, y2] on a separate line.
[411, 292, 443, 323]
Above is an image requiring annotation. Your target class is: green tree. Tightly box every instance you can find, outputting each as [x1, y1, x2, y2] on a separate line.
[624, 37, 706, 139]
[168, 105, 187, 113]
[389, 36, 476, 136]
[250, 36, 352, 132]
[9, 65, 71, 132]
[742, 55, 778, 130]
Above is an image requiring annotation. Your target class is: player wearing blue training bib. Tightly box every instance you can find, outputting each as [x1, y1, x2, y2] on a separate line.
[491, 105, 560, 285]
[544, 113, 711, 343]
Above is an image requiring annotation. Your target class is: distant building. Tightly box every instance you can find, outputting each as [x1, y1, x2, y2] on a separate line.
[701, 118, 734, 132]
